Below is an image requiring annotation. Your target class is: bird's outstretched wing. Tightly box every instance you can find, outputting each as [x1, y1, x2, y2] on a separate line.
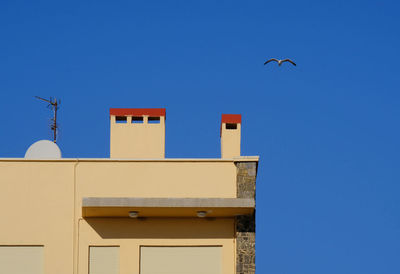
[264, 58, 279, 65]
[282, 59, 296, 66]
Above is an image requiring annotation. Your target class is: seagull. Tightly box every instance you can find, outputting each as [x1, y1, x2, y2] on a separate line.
[264, 58, 296, 66]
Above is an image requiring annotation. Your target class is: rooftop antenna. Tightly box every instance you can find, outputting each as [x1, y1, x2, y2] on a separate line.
[35, 96, 61, 143]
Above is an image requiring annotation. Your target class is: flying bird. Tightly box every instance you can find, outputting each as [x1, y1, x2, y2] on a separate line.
[264, 58, 296, 66]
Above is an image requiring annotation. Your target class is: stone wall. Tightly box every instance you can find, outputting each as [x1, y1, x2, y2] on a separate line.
[235, 162, 257, 274]
[236, 215, 256, 274]
[236, 162, 257, 198]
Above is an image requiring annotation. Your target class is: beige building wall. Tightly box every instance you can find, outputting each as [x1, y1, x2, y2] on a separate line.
[0, 158, 256, 274]
[78, 218, 234, 274]
[74, 160, 238, 274]
[75, 161, 237, 199]
[0, 162, 75, 274]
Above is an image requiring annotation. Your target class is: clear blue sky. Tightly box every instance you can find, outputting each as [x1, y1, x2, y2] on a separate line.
[1, 1, 399, 273]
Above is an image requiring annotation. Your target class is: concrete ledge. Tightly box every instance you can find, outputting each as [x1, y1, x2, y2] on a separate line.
[82, 197, 255, 218]
[83, 197, 255, 208]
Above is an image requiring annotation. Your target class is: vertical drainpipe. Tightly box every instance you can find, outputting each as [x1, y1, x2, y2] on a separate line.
[73, 160, 80, 274]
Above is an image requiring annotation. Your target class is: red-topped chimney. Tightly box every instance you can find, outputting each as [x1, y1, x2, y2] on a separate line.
[220, 114, 241, 158]
[110, 108, 166, 158]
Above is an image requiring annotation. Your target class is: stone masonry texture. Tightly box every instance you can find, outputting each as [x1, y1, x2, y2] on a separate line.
[236, 162, 257, 198]
[235, 162, 257, 274]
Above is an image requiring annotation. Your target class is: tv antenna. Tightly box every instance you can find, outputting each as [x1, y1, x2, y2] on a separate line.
[35, 96, 61, 143]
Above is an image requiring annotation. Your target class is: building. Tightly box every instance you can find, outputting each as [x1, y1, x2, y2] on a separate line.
[0, 108, 258, 274]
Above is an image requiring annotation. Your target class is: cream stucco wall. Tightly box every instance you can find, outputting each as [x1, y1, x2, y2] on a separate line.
[0, 162, 75, 274]
[0, 158, 257, 274]
[78, 218, 235, 274]
[75, 161, 236, 199]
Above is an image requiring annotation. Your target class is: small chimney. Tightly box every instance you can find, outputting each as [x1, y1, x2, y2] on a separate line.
[220, 114, 241, 158]
[110, 108, 166, 158]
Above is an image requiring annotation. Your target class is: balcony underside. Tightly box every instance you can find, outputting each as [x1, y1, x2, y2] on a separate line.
[82, 197, 255, 218]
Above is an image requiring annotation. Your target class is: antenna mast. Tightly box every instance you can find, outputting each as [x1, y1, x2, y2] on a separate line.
[35, 96, 61, 143]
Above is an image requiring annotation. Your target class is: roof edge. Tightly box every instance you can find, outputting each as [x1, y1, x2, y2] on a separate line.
[0, 156, 259, 163]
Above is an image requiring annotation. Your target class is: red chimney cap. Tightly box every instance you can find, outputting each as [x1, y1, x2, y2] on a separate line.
[110, 108, 166, 117]
[221, 114, 241, 124]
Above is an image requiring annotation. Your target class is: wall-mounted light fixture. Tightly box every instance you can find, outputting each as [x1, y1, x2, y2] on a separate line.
[129, 211, 139, 218]
[196, 211, 207, 218]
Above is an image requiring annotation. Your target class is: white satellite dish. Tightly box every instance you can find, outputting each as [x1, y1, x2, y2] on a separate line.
[24, 140, 62, 159]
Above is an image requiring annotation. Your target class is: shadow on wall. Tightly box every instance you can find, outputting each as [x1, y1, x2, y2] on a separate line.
[85, 217, 235, 239]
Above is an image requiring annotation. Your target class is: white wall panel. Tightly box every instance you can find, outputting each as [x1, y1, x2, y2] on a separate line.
[140, 246, 222, 274]
[89, 246, 119, 274]
[0, 246, 43, 274]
